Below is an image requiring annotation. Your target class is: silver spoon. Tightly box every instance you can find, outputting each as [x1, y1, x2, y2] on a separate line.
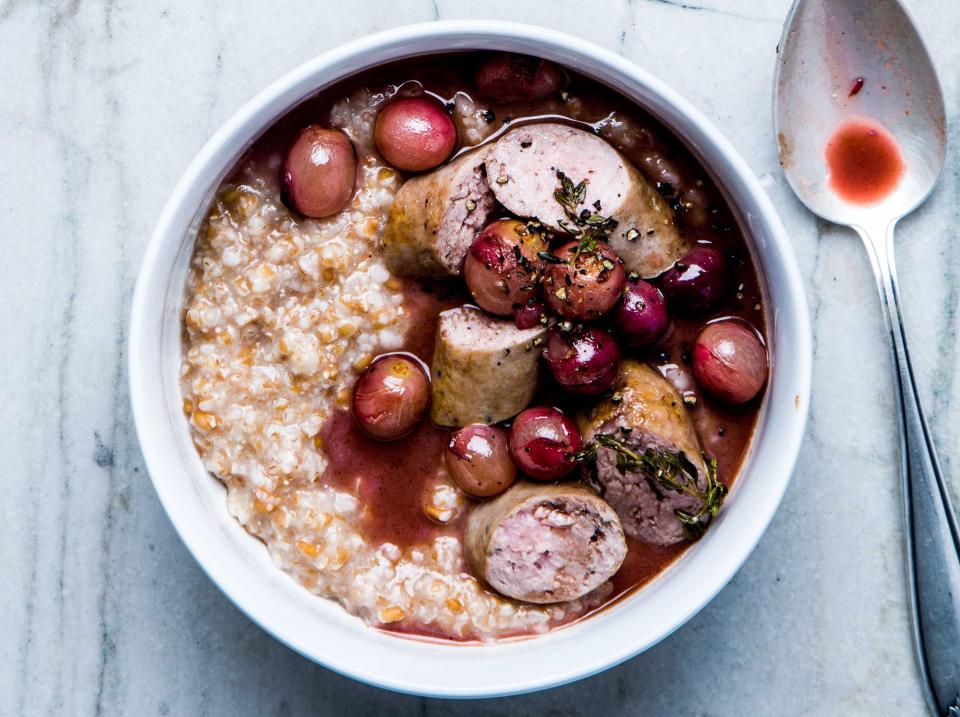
[774, 0, 959, 714]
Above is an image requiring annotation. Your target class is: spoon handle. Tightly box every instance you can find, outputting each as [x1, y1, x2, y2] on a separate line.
[857, 221, 960, 717]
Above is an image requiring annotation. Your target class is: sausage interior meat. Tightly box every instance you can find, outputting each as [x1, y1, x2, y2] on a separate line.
[465, 482, 627, 604]
[182, 50, 768, 643]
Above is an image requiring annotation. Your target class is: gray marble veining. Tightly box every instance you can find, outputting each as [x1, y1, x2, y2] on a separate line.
[1, 0, 958, 715]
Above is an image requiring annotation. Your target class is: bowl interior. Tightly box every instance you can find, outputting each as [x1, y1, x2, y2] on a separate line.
[130, 21, 811, 698]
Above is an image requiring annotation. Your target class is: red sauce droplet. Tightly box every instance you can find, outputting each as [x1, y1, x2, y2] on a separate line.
[848, 76, 865, 97]
[824, 118, 906, 204]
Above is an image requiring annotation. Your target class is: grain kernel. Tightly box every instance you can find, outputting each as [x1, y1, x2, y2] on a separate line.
[351, 354, 372, 374]
[377, 167, 398, 183]
[359, 217, 379, 238]
[338, 322, 357, 338]
[446, 597, 463, 612]
[322, 366, 340, 382]
[379, 606, 405, 623]
[424, 505, 453, 523]
[182, 398, 193, 415]
[238, 194, 258, 218]
[385, 276, 403, 291]
[319, 250, 341, 268]
[192, 411, 218, 431]
[297, 540, 320, 558]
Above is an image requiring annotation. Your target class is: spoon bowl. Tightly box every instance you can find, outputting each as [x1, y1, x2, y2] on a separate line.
[775, 0, 946, 225]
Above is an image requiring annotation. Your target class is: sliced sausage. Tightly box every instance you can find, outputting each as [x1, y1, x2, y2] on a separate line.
[578, 360, 714, 545]
[382, 150, 497, 278]
[484, 122, 691, 278]
[464, 481, 627, 604]
[430, 306, 545, 426]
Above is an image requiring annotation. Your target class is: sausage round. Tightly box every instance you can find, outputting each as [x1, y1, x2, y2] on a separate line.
[430, 306, 546, 426]
[484, 122, 691, 278]
[578, 360, 713, 545]
[382, 150, 497, 278]
[464, 481, 627, 604]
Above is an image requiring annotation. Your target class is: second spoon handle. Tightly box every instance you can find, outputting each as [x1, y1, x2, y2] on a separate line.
[858, 220, 960, 717]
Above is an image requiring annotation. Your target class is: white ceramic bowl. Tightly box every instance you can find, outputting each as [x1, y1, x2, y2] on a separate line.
[130, 20, 811, 698]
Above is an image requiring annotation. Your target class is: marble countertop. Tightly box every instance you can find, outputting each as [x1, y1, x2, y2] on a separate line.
[2, 0, 959, 714]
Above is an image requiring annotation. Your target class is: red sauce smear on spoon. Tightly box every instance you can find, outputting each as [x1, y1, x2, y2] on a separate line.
[824, 117, 906, 205]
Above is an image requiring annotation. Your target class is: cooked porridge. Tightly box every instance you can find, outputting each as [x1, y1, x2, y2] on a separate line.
[181, 53, 767, 641]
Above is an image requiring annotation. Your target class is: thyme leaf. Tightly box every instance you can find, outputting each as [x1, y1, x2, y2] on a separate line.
[574, 441, 598, 464]
[553, 174, 588, 216]
[576, 230, 600, 257]
[674, 509, 707, 539]
[583, 213, 612, 227]
[537, 250, 565, 264]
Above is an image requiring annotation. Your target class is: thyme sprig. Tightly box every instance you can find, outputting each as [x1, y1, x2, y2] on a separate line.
[552, 173, 619, 261]
[580, 433, 728, 540]
[673, 457, 726, 539]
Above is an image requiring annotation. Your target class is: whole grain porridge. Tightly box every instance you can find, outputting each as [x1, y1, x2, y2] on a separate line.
[181, 53, 768, 641]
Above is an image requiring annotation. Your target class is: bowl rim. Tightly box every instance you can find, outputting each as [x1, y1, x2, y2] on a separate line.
[129, 19, 812, 699]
